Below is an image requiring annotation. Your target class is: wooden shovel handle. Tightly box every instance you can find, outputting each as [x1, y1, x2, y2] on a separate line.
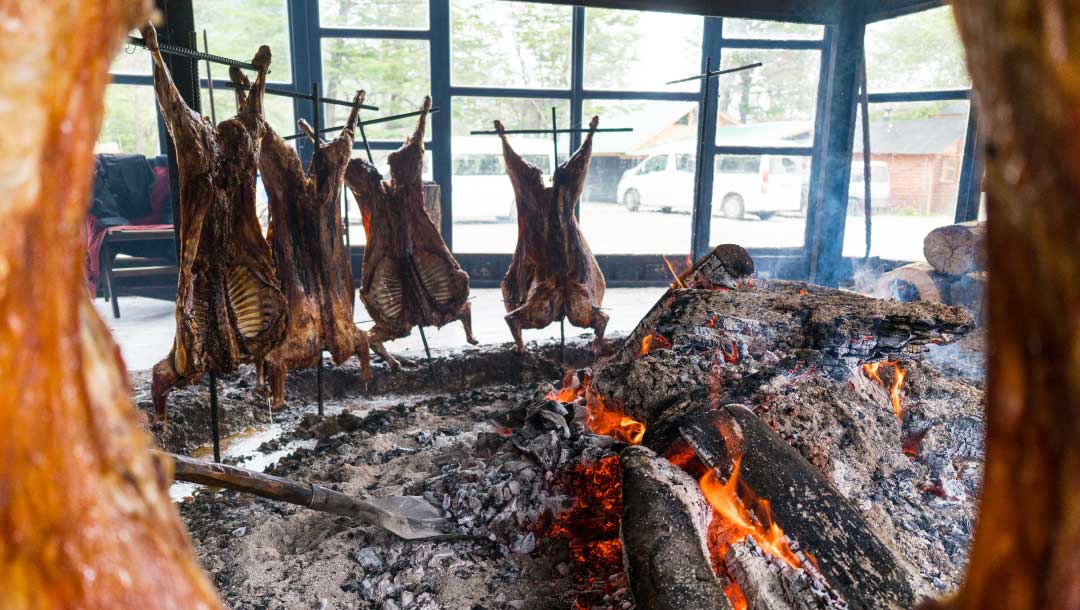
[169, 452, 314, 507]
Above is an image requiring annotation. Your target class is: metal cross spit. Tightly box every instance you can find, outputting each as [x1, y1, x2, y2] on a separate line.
[470, 109, 633, 361]
[666, 60, 762, 260]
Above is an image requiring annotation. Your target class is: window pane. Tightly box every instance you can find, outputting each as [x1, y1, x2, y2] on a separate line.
[715, 49, 820, 146]
[111, 34, 151, 75]
[584, 9, 702, 92]
[451, 0, 570, 89]
[865, 6, 970, 93]
[321, 38, 431, 141]
[193, 0, 292, 83]
[451, 97, 570, 253]
[844, 101, 970, 261]
[581, 99, 695, 255]
[98, 85, 160, 156]
[319, 0, 429, 29]
[710, 154, 811, 250]
[200, 86, 296, 141]
[722, 18, 824, 40]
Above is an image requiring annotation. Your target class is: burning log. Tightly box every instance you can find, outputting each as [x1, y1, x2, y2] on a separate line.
[0, 2, 224, 608]
[145, 22, 287, 422]
[236, 66, 371, 408]
[931, 3, 1080, 610]
[497, 117, 608, 353]
[675, 403, 915, 610]
[872, 261, 948, 303]
[345, 97, 477, 368]
[923, 221, 985, 277]
[619, 445, 732, 610]
[598, 279, 973, 425]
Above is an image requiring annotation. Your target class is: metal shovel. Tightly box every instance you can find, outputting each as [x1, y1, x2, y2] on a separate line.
[168, 452, 453, 541]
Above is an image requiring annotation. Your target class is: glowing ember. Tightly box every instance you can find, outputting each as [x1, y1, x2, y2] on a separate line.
[663, 255, 687, 289]
[862, 361, 907, 420]
[725, 581, 749, 610]
[723, 341, 739, 364]
[543, 455, 627, 608]
[547, 369, 588, 403]
[639, 332, 671, 356]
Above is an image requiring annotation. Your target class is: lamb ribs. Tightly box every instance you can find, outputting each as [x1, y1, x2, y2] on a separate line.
[145, 23, 287, 422]
[231, 68, 371, 408]
[345, 97, 477, 368]
[497, 116, 608, 353]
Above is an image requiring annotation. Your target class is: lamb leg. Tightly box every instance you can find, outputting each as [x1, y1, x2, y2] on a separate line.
[458, 301, 479, 345]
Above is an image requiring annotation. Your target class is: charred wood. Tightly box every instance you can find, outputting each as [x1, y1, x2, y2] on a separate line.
[677, 403, 915, 610]
[619, 445, 732, 610]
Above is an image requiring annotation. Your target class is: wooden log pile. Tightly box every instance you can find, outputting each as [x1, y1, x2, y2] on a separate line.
[575, 245, 984, 609]
[873, 221, 986, 322]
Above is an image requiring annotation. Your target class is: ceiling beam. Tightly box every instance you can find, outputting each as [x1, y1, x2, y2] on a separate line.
[507, 0, 843, 25]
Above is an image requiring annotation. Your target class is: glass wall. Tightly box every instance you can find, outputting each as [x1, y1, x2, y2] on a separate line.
[708, 23, 822, 252]
[99, 85, 160, 156]
[193, 0, 293, 83]
[451, 0, 571, 89]
[319, 0, 429, 29]
[584, 9, 702, 92]
[321, 38, 432, 139]
[846, 5, 972, 262]
[450, 98, 570, 253]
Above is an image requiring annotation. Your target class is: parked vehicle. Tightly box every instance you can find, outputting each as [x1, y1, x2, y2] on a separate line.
[615, 148, 808, 219]
[846, 160, 892, 215]
[450, 136, 555, 222]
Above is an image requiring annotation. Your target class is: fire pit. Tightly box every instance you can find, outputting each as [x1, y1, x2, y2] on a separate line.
[172, 245, 983, 610]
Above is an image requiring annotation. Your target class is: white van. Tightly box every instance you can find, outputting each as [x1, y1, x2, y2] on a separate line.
[616, 150, 808, 219]
[450, 136, 556, 222]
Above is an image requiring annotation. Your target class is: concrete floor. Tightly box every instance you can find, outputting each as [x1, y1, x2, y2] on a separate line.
[94, 287, 666, 372]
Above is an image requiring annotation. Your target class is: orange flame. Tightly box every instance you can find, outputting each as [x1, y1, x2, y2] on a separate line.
[639, 333, 671, 356]
[663, 255, 687, 289]
[723, 341, 739, 364]
[546, 371, 647, 445]
[698, 458, 803, 570]
[725, 582, 749, 610]
[862, 361, 907, 420]
[586, 386, 645, 445]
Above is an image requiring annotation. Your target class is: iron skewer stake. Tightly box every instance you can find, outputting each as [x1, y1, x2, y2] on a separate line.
[202, 30, 217, 125]
[283, 107, 442, 142]
[317, 352, 324, 417]
[209, 371, 220, 463]
[551, 107, 566, 363]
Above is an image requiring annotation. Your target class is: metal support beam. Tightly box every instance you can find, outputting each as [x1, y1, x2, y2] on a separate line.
[954, 102, 983, 223]
[156, 0, 200, 262]
[691, 17, 723, 260]
[807, 6, 864, 286]
[802, 25, 834, 277]
[289, 0, 320, 163]
[430, 0, 454, 248]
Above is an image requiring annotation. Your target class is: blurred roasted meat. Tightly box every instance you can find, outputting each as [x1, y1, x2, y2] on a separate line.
[497, 116, 608, 353]
[0, 5, 224, 608]
[232, 68, 371, 409]
[345, 97, 477, 368]
[144, 23, 287, 422]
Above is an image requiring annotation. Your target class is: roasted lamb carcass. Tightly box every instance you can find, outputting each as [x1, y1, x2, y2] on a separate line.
[144, 22, 287, 423]
[0, 3, 225, 608]
[345, 96, 477, 368]
[231, 68, 371, 408]
[497, 116, 608, 353]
